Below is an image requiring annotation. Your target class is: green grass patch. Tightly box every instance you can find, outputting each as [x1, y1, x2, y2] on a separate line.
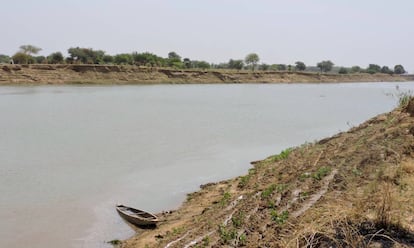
[220, 191, 232, 207]
[238, 175, 250, 188]
[202, 236, 210, 246]
[270, 210, 289, 225]
[218, 225, 237, 244]
[261, 184, 277, 199]
[312, 166, 331, 180]
[239, 233, 247, 245]
[171, 226, 185, 236]
[266, 148, 293, 163]
[398, 91, 412, 108]
[261, 184, 288, 199]
[232, 211, 245, 228]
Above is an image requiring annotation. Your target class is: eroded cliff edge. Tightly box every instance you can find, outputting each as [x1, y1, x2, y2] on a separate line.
[0, 64, 408, 85]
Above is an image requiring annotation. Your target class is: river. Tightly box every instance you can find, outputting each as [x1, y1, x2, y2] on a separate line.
[0, 82, 413, 248]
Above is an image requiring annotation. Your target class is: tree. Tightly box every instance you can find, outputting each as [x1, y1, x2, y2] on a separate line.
[166, 51, 182, 68]
[48, 52, 64, 64]
[102, 55, 114, 64]
[0, 54, 11, 63]
[245, 53, 260, 71]
[133, 52, 164, 66]
[183, 58, 191, 68]
[12, 52, 34, 64]
[394, 64, 406, 74]
[113, 53, 133, 65]
[228, 59, 244, 70]
[192, 60, 211, 69]
[317, 60, 334, 72]
[168, 51, 181, 61]
[34, 56, 46, 64]
[380, 66, 393, 74]
[68, 47, 105, 64]
[259, 63, 270, 71]
[19, 45, 41, 56]
[295, 61, 306, 71]
[214, 62, 230, 69]
[366, 64, 381, 74]
[338, 67, 348, 74]
[276, 64, 287, 71]
[350, 66, 361, 73]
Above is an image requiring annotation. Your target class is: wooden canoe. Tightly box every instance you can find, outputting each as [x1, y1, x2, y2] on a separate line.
[116, 205, 159, 226]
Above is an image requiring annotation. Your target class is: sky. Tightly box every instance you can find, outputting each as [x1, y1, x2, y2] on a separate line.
[2, 0, 414, 72]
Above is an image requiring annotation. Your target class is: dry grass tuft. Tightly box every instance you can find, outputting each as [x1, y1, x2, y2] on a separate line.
[401, 161, 414, 174]
[375, 183, 395, 229]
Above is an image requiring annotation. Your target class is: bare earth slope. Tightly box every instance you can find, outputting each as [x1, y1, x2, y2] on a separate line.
[0, 64, 408, 85]
[121, 100, 414, 247]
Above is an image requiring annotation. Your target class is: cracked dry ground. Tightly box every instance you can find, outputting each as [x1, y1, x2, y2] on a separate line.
[121, 100, 414, 248]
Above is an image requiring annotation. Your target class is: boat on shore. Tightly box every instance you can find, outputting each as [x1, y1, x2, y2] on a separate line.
[116, 205, 159, 226]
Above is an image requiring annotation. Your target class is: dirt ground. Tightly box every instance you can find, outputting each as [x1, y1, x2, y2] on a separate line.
[0, 64, 408, 85]
[120, 99, 414, 248]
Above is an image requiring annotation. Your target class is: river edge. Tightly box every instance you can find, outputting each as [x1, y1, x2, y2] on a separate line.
[0, 64, 410, 85]
[121, 101, 414, 247]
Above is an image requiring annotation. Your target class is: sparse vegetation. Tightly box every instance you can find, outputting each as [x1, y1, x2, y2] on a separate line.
[218, 225, 237, 244]
[231, 211, 245, 228]
[398, 91, 412, 108]
[266, 148, 293, 163]
[202, 236, 210, 246]
[107, 239, 121, 246]
[239, 233, 247, 245]
[238, 175, 250, 188]
[219, 191, 231, 206]
[312, 166, 331, 180]
[270, 210, 289, 224]
[299, 172, 311, 181]
[122, 99, 414, 248]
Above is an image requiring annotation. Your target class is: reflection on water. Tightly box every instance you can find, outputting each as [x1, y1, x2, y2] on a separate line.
[0, 82, 413, 248]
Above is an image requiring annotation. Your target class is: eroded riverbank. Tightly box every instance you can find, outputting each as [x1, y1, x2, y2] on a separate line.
[0, 64, 408, 85]
[122, 100, 414, 247]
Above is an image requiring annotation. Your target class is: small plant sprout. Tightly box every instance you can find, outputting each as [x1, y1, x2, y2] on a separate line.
[271, 210, 289, 224]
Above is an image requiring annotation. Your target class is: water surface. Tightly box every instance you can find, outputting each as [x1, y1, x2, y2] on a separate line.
[0, 82, 413, 248]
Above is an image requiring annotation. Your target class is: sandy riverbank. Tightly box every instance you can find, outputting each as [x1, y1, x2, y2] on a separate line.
[120, 100, 414, 247]
[0, 64, 409, 85]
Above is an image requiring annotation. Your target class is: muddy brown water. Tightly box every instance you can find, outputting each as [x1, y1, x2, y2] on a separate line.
[1, 82, 413, 248]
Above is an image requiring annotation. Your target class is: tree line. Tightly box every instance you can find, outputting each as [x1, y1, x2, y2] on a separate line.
[0, 45, 407, 75]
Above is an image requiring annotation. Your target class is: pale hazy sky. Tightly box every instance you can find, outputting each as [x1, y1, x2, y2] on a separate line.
[2, 0, 413, 72]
